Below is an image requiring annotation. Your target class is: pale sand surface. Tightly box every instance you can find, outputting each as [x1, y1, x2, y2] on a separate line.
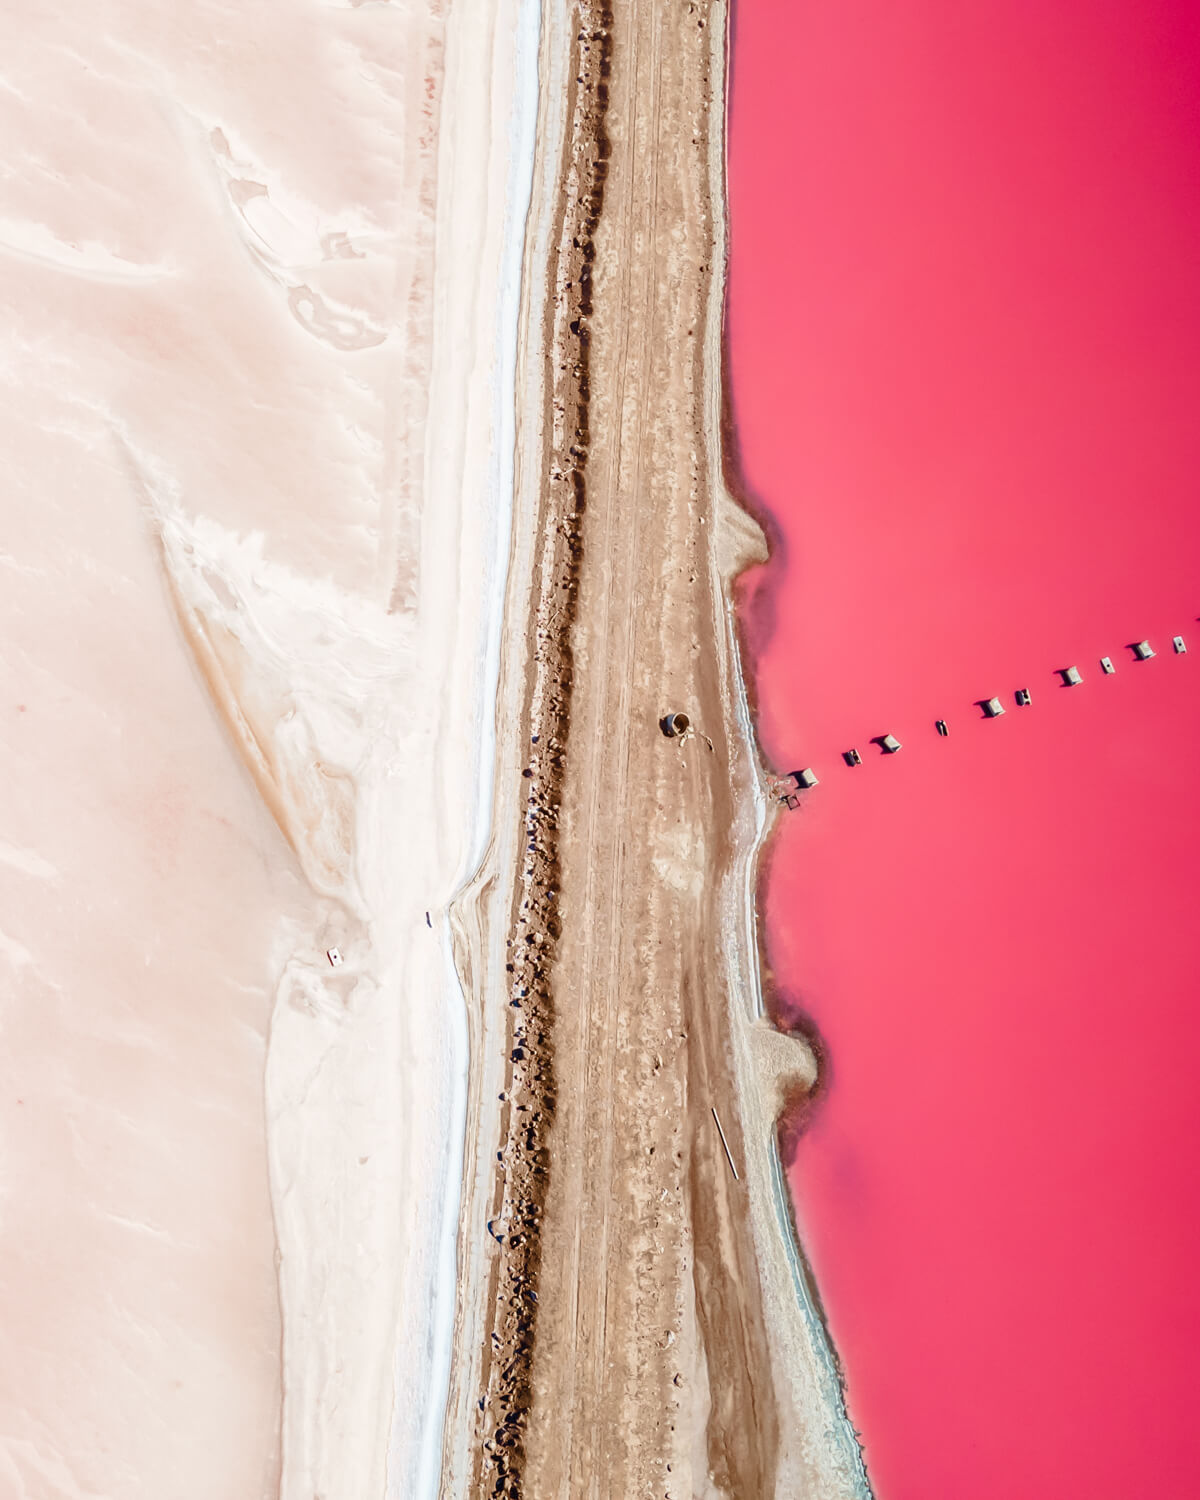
[0, 2, 537, 1497]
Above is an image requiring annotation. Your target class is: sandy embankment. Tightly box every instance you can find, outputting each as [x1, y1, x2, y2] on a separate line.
[441, 1, 871, 1496]
[0, 3, 537, 1497]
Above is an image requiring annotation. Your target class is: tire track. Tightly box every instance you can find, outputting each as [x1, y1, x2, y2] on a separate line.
[470, 7, 613, 1496]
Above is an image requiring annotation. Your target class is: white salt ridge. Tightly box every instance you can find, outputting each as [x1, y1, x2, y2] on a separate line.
[403, 2, 542, 1496]
[0, 840, 58, 882]
[0, 216, 176, 280]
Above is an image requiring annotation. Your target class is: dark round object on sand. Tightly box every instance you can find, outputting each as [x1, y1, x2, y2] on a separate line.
[662, 712, 690, 737]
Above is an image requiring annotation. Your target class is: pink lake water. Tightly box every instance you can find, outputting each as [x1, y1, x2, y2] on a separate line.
[726, 3, 1200, 1496]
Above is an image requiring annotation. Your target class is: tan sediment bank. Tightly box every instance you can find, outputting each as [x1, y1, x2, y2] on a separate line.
[443, 1, 870, 1496]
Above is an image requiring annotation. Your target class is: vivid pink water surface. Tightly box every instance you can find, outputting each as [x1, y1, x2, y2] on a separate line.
[727, 4, 1200, 1496]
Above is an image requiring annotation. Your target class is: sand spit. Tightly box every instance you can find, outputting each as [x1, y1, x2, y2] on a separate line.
[0, 0, 537, 1496]
[441, 1, 869, 1496]
[450, 5, 613, 1492]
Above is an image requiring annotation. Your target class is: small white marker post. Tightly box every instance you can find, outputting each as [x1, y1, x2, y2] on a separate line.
[326, 947, 343, 968]
[711, 1107, 740, 1183]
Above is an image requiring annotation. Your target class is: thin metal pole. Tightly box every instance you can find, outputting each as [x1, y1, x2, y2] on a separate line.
[711, 1106, 740, 1182]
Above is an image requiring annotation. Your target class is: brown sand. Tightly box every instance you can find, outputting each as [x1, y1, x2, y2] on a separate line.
[441, 2, 868, 1497]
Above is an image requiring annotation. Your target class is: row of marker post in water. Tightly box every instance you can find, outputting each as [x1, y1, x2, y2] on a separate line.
[779, 634, 1188, 804]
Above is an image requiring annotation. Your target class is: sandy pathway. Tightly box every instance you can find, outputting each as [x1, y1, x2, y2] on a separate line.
[442, 2, 870, 1496]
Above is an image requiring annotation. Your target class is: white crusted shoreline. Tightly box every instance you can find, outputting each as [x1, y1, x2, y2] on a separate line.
[0, 1, 541, 1495]
[400, 2, 543, 1494]
[262, 4, 545, 1497]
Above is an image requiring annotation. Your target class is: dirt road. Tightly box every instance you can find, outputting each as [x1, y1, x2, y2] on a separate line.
[513, 2, 783, 1494]
[440, 4, 871, 1497]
